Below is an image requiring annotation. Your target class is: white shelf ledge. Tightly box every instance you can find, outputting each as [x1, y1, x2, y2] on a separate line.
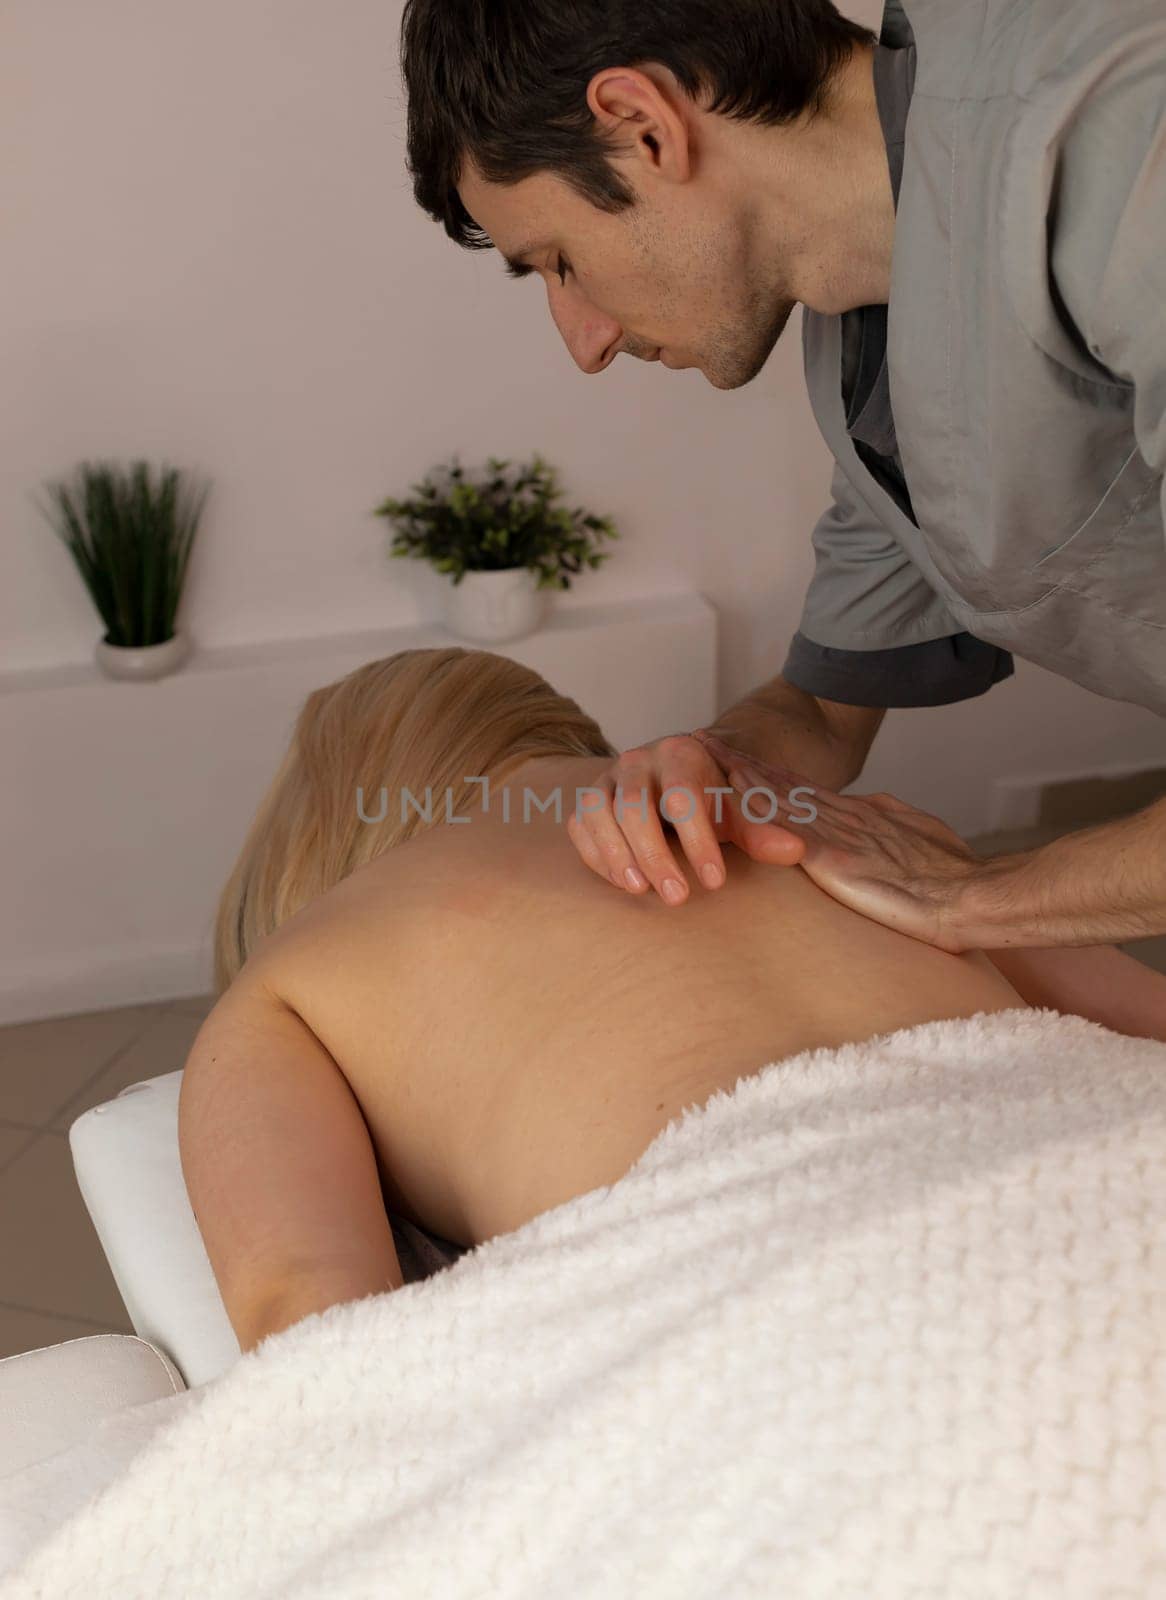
[0, 593, 710, 696]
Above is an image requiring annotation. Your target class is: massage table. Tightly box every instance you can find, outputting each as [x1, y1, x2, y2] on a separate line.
[0, 1070, 465, 1478]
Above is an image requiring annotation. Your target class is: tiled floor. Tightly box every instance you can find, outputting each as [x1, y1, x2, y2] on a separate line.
[2, 920, 1164, 1363]
[0, 992, 215, 1360]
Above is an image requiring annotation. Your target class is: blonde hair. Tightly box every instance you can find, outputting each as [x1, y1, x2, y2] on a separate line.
[212, 646, 615, 994]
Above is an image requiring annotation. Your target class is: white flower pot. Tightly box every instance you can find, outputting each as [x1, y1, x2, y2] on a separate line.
[440, 567, 548, 644]
[95, 629, 191, 681]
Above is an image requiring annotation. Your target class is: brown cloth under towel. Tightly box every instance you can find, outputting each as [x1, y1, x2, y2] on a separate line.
[388, 1212, 471, 1283]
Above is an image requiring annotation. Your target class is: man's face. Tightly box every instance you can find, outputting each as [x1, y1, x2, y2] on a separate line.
[457, 157, 796, 391]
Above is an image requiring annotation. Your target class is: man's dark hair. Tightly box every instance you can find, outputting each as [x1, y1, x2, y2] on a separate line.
[400, 1, 876, 249]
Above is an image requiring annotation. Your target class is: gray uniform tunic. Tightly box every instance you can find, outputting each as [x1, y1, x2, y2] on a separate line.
[782, 0, 1166, 718]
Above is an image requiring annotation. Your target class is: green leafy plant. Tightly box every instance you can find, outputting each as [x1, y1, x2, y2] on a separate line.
[373, 452, 619, 589]
[37, 459, 209, 648]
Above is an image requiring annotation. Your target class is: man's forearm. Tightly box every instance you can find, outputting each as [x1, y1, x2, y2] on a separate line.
[959, 796, 1166, 947]
[699, 674, 883, 791]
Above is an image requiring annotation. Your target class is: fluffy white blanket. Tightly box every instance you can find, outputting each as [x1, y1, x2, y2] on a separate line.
[2, 1007, 1164, 1599]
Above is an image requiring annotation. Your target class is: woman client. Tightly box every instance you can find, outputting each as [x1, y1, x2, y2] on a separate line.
[178, 648, 1159, 1354]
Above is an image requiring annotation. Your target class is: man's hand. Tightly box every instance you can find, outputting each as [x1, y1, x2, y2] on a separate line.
[564, 731, 807, 905]
[700, 735, 1166, 951]
[698, 733, 982, 951]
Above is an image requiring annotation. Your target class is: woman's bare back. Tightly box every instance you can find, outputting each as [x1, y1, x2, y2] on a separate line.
[254, 796, 1025, 1249]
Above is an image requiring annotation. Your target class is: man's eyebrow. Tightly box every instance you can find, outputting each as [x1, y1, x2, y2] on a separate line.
[500, 240, 551, 280]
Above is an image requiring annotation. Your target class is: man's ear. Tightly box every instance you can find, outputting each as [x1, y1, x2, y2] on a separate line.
[585, 65, 694, 184]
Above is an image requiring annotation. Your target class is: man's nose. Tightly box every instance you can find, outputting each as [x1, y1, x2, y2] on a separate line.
[548, 286, 623, 374]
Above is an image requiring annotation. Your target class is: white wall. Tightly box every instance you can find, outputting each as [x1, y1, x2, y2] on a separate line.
[3, 0, 825, 706]
[3, 0, 1162, 1011]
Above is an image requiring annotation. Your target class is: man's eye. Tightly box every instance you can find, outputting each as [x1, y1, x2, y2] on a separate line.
[555, 254, 571, 286]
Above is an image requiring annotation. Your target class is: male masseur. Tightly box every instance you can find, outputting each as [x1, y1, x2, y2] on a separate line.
[399, 0, 1166, 1022]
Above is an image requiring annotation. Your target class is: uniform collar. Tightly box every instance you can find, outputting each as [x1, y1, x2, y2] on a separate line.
[878, 0, 914, 49]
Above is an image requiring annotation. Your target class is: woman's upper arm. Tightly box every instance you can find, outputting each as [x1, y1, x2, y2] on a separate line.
[177, 968, 403, 1346]
[984, 944, 1166, 1043]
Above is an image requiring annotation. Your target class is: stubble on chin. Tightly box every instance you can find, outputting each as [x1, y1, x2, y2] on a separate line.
[703, 296, 797, 389]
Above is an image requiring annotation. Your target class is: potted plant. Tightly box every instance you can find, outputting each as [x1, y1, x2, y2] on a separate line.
[37, 458, 208, 681]
[373, 452, 619, 643]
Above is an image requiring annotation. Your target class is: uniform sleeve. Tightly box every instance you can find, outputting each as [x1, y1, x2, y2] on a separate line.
[1049, 23, 1166, 538]
[782, 462, 1015, 708]
[782, 629, 1015, 709]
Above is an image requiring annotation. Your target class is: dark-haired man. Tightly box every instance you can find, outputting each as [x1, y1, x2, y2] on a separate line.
[399, 0, 1166, 984]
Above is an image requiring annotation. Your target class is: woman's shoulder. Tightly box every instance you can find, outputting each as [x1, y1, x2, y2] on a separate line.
[233, 837, 485, 1050]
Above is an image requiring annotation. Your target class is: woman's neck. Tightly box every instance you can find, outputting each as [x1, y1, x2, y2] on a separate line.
[484, 751, 617, 829]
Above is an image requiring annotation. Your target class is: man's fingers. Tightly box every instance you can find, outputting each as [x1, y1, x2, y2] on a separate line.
[724, 761, 846, 832]
[860, 791, 909, 811]
[564, 808, 623, 884]
[735, 814, 808, 866]
[566, 738, 737, 904]
[608, 740, 737, 901]
[569, 777, 669, 894]
[613, 764, 731, 903]
[697, 733, 819, 796]
[573, 761, 696, 903]
[657, 775, 728, 892]
[564, 733, 836, 904]
[611, 775, 696, 903]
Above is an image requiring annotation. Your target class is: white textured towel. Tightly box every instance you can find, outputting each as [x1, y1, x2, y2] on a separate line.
[2, 1007, 1164, 1599]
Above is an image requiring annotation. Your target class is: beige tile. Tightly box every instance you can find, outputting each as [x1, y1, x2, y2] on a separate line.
[0, 1302, 130, 1362]
[0, 1003, 165, 1128]
[0, 1133, 130, 1326]
[1124, 936, 1166, 976]
[0, 1122, 36, 1176]
[51, 1007, 207, 1133]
